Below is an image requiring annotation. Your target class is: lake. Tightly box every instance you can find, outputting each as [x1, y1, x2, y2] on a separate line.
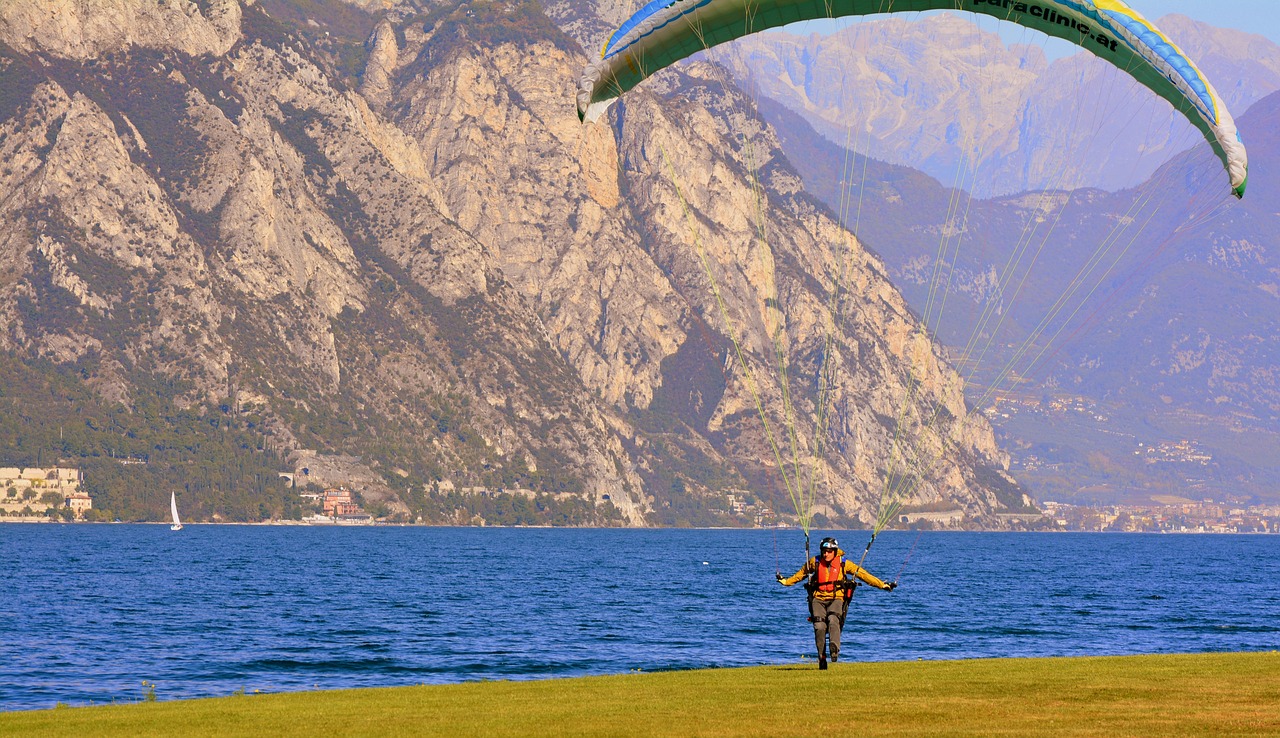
[2, 526, 1277, 711]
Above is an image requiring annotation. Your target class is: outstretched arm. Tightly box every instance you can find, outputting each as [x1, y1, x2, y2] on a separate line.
[777, 560, 813, 586]
[846, 561, 895, 590]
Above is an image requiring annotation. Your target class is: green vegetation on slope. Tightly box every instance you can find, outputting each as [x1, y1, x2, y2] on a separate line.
[4, 653, 1277, 736]
[0, 355, 296, 522]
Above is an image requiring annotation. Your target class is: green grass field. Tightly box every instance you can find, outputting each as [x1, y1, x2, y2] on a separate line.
[4, 652, 1278, 736]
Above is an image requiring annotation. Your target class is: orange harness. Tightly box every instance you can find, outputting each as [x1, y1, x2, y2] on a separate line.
[814, 555, 845, 594]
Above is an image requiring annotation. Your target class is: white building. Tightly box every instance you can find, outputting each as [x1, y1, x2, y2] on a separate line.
[1, 467, 87, 517]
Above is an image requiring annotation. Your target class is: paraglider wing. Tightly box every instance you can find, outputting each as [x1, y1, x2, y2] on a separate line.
[577, 0, 1248, 198]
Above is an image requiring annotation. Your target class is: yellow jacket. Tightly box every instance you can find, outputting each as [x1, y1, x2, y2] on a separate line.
[780, 549, 891, 601]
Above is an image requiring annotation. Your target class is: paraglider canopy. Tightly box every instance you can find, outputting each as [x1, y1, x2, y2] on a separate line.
[577, 0, 1248, 198]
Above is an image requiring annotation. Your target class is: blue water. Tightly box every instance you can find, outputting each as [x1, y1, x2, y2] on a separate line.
[2, 526, 1278, 711]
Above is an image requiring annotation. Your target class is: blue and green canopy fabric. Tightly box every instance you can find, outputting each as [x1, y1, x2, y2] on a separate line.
[577, 0, 1248, 198]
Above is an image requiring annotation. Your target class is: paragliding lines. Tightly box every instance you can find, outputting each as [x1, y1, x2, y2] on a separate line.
[735, 97, 811, 523]
[875, 17, 996, 532]
[875, 12, 1175, 521]
[886, 81, 1202, 513]
[657, 142, 815, 535]
[579, 0, 1250, 547]
[687, 4, 854, 540]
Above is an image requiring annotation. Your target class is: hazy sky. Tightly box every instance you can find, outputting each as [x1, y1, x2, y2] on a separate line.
[1016, 1, 1280, 58]
[788, 1, 1280, 55]
[1132, 0, 1280, 43]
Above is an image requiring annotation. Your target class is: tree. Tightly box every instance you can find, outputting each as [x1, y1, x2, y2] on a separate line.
[39, 490, 63, 508]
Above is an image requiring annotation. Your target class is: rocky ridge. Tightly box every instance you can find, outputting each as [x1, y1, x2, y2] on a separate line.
[0, 0, 1023, 526]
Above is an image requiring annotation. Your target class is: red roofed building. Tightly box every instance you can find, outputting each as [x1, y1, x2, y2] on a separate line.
[322, 487, 360, 516]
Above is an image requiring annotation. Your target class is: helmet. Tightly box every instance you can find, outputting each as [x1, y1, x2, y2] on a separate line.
[819, 537, 839, 552]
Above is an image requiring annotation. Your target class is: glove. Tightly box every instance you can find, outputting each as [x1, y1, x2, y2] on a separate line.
[885, 582, 898, 591]
[776, 573, 787, 585]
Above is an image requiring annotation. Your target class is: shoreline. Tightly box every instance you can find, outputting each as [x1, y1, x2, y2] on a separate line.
[3, 518, 1279, 534]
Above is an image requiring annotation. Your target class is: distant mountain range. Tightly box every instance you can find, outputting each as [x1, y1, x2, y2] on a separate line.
[759, 78, 1280, 504]
[726, 13, 1280, 195]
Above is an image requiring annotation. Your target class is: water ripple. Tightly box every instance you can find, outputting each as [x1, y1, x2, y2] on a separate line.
[1, 527, 1278, 711]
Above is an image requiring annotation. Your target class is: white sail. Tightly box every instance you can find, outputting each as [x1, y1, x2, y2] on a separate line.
[170, 491, 183, 531]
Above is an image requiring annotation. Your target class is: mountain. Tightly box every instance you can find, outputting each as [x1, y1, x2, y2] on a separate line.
[0, 0, 1023, 526]
[725, 13, 1280, 195]
[1046, 91, 1280, 501]
[759, 73, 1280, 504]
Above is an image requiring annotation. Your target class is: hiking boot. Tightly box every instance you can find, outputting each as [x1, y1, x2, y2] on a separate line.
[830, 652, 838, 663]
[818, 654, 828, 670]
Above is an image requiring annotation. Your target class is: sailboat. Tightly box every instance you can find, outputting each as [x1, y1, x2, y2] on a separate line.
[170, 491, 183, 531]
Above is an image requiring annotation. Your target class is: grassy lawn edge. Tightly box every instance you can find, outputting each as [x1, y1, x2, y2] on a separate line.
[4, 652, 1279, 736]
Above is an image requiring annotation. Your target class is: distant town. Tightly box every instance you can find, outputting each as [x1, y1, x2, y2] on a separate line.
[1039, 499, 1280, 534]
[2, 464, 1277, 532]
[0, 466, 378, 525]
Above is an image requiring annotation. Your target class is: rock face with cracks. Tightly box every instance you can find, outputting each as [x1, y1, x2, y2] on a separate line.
[0, 0, 1024, 526]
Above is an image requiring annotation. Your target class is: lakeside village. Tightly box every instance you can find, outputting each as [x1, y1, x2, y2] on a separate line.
[2, 464, 1279, 532]
[0, 466, 377, 525]
[1038, 499, 1280, 534]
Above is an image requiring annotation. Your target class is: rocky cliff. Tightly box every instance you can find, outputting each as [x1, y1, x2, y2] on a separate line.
[0, 0, 1022, 526]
